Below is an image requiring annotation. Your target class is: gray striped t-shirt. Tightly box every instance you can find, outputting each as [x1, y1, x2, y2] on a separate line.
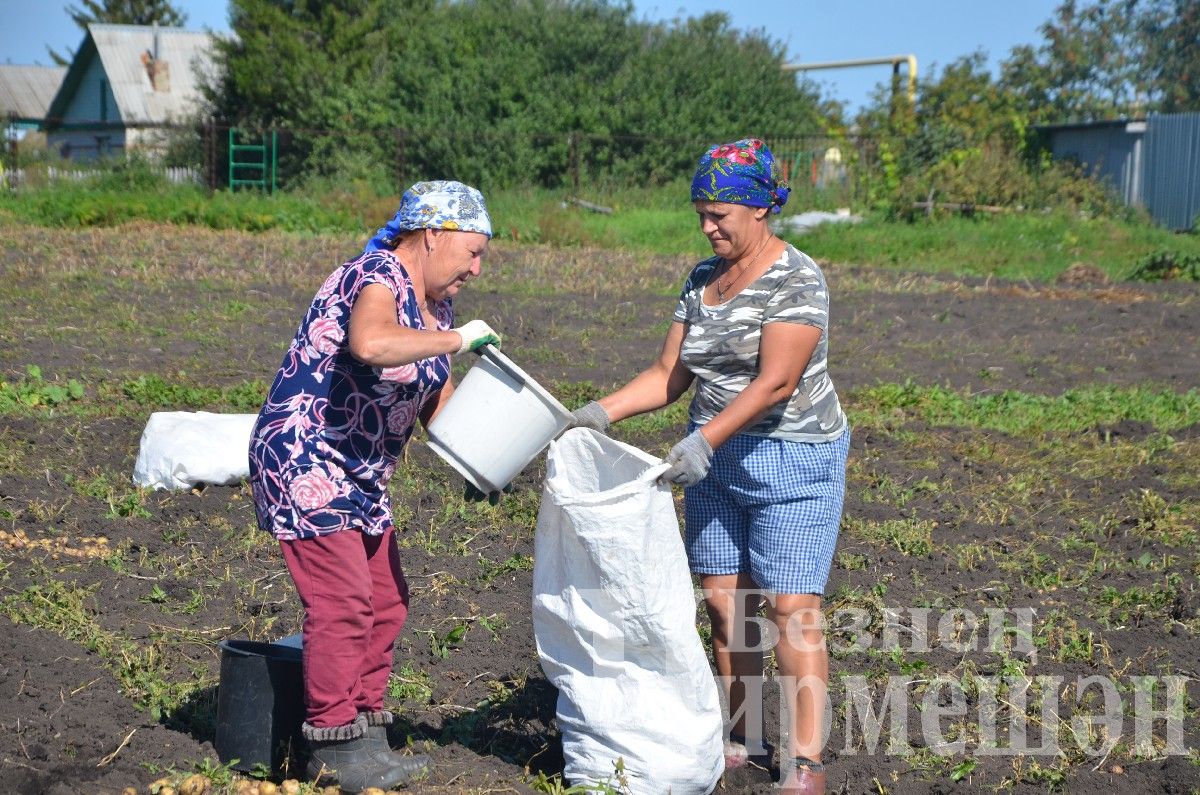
[673, 243, 847, 442]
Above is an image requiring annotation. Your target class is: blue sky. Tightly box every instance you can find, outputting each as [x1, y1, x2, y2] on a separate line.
[1, 0, 1061, 113]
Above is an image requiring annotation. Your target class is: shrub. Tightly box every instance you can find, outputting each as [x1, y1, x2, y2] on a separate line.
[1128, 250, 1200, 282]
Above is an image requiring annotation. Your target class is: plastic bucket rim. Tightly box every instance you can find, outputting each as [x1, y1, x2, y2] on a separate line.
[478, 346, 572, 423]
[218, 638, 303, 663]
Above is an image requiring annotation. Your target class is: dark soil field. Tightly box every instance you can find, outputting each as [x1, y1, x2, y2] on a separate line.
[1, 222, 1198, 794]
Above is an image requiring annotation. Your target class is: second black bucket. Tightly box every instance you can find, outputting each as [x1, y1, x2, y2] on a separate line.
[214, 639, 305, 777]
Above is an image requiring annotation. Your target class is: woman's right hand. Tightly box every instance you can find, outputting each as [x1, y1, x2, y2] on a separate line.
[570, 400, 611, 432]
[454, 319, 501, 354]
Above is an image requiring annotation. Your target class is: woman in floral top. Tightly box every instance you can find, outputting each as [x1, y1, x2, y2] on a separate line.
[248, 181, 500, 793]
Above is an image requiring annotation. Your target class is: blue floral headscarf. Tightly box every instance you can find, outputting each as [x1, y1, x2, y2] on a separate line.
[364, 180, 493, 253]
[690, 138, 790, 213]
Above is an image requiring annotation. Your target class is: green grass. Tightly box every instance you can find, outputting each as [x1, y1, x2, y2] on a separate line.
[387, 665, 434, 703]
[121, 374, 269, 413]
[0, 365, 85, 410]
[795, 211, 1200, 281]
[848, 382, 1200, 436]
[4, 178, 1196, 282]
[0, 370, 271, 417]
[843, 516, 936, 557]
[0, 181, 364, 234]
[485, 181, 709, 254]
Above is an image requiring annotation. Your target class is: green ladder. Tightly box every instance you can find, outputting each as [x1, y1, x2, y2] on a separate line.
[785, 150, 816, 186]
[228, 128, 277, 192]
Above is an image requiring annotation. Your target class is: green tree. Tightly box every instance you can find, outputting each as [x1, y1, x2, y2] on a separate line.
[1139, 0, 1200, 112]
[381, 0, 641, 187]
[609, 12, 826, 182]
[999, 0, 1147, 122]
[998, 0, 1199, 122]
[204, 0, 828, 190]
[853, 53, 1117, 214]
[49, 0, 189, 65]
[855, 54, 1016, 207]
[203, 0, 392, 186]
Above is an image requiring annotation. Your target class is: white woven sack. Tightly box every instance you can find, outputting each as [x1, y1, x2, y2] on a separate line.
[533, 428, 723, 795]
[132, 411, 258, 490]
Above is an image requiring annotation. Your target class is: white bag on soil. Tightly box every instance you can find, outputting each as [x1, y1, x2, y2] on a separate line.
[132, 411, 257, 490]
[533, 428, 724, 795]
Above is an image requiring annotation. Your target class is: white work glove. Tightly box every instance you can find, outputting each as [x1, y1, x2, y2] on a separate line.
[570, 400, 611, 432]
[659, 429, 713, 486]
[453, 319, 500, 354]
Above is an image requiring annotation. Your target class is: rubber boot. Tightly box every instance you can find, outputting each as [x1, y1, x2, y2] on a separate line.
[362, 710, 431, 774]
[303, 714, 427, 792]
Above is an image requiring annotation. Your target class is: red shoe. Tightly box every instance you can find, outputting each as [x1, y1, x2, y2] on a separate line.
[778, 759, 826, 794]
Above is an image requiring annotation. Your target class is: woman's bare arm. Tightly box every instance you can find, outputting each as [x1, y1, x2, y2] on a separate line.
[347, 284, 461, 367]
[598, 322, 695, 423]
[698, 321, 820, 449]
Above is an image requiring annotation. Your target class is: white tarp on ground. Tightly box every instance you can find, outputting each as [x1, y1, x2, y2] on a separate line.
[533, 428, 723, 795]
[133, 411, 256, 490]
[772, 208, 863, 234]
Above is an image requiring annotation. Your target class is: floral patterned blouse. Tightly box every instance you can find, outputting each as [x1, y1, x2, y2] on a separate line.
[249, 251, 452, 541]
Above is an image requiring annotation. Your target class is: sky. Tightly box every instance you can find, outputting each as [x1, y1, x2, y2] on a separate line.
[0, 0, 1061, 114]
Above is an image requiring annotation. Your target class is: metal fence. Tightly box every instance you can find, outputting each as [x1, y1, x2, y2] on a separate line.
[0, 163, 200, 189]
[3, 120, 880, 204]
[1039, 120, 1145, 206]
[1143, 112, 1200, 231]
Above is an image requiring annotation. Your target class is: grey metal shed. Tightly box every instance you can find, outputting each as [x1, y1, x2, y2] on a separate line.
[1039, 113, 1200, 231]
[1143, 112, 1200, 232]
[1038, 119, 1145, 207]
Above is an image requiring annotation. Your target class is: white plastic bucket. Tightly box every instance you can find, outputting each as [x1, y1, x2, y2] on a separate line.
[427, 345, 573, 493]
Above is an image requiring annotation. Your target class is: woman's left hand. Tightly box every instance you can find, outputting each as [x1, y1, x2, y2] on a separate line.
[463, 480, 513, 505]
[659, 429, 713, 486]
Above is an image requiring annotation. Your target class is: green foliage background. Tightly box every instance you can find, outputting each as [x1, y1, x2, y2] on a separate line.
[11, 0, 1199, 234]
[204, 0, 828, 190]
[845, 0, 1200, 215]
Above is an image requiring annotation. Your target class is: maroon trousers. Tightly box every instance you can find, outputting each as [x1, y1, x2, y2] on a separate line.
[279, 527, 409, 728]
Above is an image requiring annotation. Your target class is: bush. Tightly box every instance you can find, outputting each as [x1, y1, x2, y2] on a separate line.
[208, 0, 827, 189]
[854, 53, 1130, 219]
[897, 141, 1125, 218]
[0, 180, 361, 234]
[1128, 250, 1200, 282]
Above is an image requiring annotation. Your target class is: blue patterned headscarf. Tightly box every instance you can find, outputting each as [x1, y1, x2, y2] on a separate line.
[690, 138, 790, 213]
[364, 180, 493, 252]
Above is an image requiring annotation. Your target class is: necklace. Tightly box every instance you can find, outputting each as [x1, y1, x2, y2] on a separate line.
[716, 236, 773, 301]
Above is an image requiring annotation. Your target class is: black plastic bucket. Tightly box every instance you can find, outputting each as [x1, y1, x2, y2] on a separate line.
[214, 639, 305, 776]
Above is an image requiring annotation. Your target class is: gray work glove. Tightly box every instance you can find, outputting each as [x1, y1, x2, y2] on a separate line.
[659, 429, 713, 486]
[570, 400, 611, 433]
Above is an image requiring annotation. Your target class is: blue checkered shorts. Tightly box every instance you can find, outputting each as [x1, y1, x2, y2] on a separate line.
[684, 428, 849, 595]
